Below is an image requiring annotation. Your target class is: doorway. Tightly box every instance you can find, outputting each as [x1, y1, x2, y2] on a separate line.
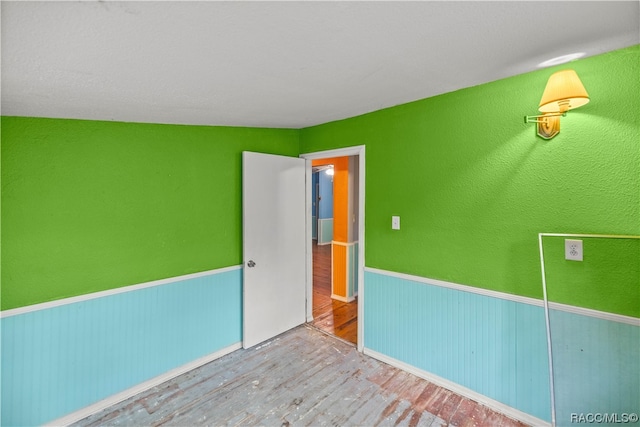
[311, 162, 357, 344]
[300, 146, 365, 351]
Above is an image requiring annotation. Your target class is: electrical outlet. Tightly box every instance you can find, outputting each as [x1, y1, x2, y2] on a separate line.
[565, 239, 583, 261]
[391, 216, 400, 230]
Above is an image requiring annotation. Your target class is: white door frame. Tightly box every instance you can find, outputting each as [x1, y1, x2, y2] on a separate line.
[300, 145, 366, 352]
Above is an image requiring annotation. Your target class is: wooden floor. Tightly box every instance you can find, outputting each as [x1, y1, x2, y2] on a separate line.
[310, 241, 358, 344]
[74, 325, 529, 427]
[72, 243, 530, 426]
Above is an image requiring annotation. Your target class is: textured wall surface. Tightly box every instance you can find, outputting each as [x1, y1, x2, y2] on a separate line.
[1, 268, 242, 426]
[1, 117, 299, 310]
[300, 45, 639, 313]
[1, 44, 637, 426]
[542, 235, 639, 317]
[364, 270, 551, 421]
[549, 309, 640, 427]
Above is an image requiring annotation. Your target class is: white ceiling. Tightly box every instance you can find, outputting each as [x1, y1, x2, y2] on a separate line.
[2, 1, 638, 129]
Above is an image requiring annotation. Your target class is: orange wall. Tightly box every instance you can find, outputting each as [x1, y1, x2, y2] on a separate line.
[331, 244, 347, 297]
[312, 157, 349, 242]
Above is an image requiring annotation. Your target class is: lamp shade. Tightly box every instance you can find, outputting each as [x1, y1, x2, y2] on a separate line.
[538, 69, 589, 113]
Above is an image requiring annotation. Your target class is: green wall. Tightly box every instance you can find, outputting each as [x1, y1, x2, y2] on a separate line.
[300, 45, 639, 315]
[1, 118, 299, 310]
[543, 236, 639, 317]
[2, 46, 638, 315]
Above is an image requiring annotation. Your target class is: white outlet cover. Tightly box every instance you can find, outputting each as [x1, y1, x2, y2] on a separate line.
[565, 239, 583, 261]
[392, 216, 400, 230]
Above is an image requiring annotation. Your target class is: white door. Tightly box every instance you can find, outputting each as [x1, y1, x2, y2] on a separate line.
[242, 151, 307, 349]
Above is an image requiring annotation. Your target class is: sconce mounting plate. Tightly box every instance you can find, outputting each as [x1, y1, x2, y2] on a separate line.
[537, 114, 560, 139]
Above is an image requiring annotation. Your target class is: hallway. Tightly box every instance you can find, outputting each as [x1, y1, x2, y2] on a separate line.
[310, 241, 358, 344]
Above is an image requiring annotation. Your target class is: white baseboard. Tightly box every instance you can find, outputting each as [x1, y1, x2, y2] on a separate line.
[331, 293, 356, 303]
[363, 347, 550, 427]
[45, 342, 242, 426]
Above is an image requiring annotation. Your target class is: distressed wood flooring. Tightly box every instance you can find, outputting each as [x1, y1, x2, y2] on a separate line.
[74, 325, 529, 427]
[310, 242, 358, 344]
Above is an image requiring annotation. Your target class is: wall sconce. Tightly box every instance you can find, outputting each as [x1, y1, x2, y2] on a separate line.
[525, 69, 590, 139]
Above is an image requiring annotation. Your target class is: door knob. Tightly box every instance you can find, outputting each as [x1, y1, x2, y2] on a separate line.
[247, 260, 256, 268]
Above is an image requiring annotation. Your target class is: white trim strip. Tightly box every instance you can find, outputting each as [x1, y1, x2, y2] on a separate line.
[364, 348, 551, 427]
[364, 267, 543, 307]
[331, 240, 358, 247]
[1, 265, 243, 318]
[540, 233, 640, 239]
[300, 145, 366, 160]
[365, 267, 640, 326]
[305, 159, 314, 323]
[44, 342, 242, 427]
[548, 301, 640, 326]
[538, 233, 557, 426]
[331, 293, 355, 303]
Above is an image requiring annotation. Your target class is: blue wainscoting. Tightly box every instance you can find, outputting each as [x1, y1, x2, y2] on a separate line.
[347, 242, 358, 298]
[318, 218, 333, 245]
[312, 215, 318, 240]
[549, 309, 640, 427]
[318, 170, 333, 220]
[1, 267, 243, 426]
[363, 270, 552, 422]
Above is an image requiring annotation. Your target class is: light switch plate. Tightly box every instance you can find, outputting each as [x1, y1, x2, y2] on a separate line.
[565, 239, 583, 261]
[392, 216, 400, 230]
